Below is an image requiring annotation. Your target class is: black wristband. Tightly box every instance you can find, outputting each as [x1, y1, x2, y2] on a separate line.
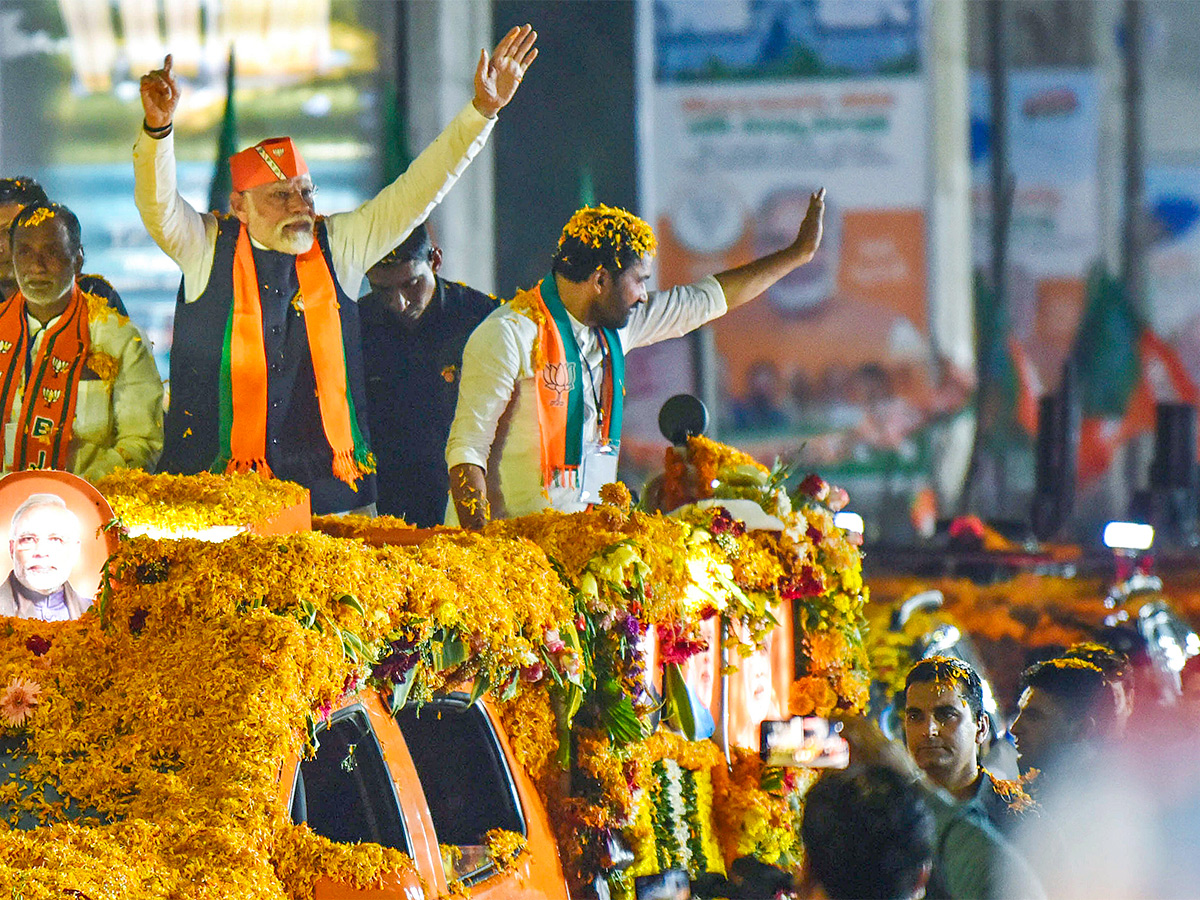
[143, 119, 173, 138]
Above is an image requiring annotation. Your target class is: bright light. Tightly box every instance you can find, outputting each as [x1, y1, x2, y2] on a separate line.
[124, 525, 245, 542]
[1103, 521, 1154, 551]
[834, 511, 864, 534]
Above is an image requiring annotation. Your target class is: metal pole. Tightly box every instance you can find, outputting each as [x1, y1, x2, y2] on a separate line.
[1122, 0, 1145, 312]
[958, 0, 1013, 512]
[1121, 0, 1150, 520]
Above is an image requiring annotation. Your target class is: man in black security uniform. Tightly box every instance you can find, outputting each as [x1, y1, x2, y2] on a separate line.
[360, 224, 497, 526]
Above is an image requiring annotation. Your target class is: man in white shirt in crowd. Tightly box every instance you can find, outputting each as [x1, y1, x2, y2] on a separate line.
[445, 192, 824, 528]
[134, 27, 536, 515]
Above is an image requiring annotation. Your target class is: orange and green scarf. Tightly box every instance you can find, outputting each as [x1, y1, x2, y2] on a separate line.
[215, 223, 374, 487]
[0, 285, 90, 471]
[529, 274, 624, 490]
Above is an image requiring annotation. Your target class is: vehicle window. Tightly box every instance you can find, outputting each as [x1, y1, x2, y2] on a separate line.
[1, 735, 107, 829]
[394, 696, 525, 884]
[291, 705, 410, 853]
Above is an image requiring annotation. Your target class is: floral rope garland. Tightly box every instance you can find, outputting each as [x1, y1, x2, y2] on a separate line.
[1, 455, 870, 897]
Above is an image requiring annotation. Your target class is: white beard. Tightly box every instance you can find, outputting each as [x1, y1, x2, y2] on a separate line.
[274, 225, 315, 255]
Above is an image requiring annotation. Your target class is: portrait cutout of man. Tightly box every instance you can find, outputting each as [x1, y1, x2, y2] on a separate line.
[0, 471, 115, 622]
[0, 494, 91, 620]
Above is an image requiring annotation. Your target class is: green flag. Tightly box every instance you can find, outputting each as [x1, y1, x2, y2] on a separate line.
[1071, 268, 1143, 418]
[577, 162, 595, 208]
[380, 80, 412, 189]
[208, 47, 238, 214]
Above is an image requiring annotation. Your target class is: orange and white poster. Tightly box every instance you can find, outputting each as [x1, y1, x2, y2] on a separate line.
[628, 1, 954, 503]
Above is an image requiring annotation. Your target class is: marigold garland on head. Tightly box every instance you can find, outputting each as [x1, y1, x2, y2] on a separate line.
[553, 204, 658, 278]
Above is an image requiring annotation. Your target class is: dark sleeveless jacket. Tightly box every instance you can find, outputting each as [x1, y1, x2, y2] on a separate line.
[160, 216, 375, 514]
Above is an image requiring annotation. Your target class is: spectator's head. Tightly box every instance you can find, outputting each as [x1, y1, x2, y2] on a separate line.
[790, 369, 815, 411]
[902, 656, 988, 796]
[228, 137, 316, 254]
[0, 177, 50, 298]
[848, 363, 893, 406]
[552, 205, 657, 329]
[365, 224, 442, 327]
[9, 203, 84, 319]
[1062, 640, 1134, 732]
[1011, 657, 1117, 778]
[8, 494, 82, 596]
[800, 765, 934, 900]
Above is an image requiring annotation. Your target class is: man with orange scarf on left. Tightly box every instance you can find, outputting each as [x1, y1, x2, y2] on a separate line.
[1, 203, 163, 479]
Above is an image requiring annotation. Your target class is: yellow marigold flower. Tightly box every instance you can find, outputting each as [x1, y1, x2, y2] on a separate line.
[85, 350, 120, 386]
[558, 204, 657, 260]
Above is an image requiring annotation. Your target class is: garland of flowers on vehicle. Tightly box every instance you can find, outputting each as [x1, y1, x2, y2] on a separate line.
[486, 443, 870, 894]
[0, 454, 870, 899]
[655, 436, 872, 718]
[0, 525, 573, 899]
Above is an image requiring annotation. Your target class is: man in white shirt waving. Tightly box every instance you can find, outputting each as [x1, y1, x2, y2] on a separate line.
[134, 28, 536, 515]
[446, 193, 824, 528]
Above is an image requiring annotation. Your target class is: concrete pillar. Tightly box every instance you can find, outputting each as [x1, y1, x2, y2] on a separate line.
[927, 0, 976, 506]
[405, 0, 495, 294]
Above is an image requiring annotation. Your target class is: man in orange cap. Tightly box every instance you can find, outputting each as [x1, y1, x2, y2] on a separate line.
[133, 27, 536, 514]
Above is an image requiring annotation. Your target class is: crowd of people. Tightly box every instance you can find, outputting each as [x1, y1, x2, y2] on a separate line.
[811, 645, 1200, 900]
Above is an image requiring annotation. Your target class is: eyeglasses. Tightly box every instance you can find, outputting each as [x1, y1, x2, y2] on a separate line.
[257, 184, 318, 208]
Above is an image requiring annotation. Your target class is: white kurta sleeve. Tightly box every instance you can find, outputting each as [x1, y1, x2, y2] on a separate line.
[132, 130, 219, 303]
[326, 102, 495, 293]
[445, 310, 529, 472]
[619, 275, 728, 351]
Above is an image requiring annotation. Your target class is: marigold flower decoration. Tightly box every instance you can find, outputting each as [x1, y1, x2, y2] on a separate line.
[85, 350, 120, 386]
[0, 676, 41, 728]
[558, 204, 658, 264]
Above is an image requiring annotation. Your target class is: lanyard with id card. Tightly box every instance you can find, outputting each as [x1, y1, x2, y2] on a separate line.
[576, 328, 621, 504]
[579, 439, 620, 503]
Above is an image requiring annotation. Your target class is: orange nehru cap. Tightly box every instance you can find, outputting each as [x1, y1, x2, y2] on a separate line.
[229, 137, 309, 192]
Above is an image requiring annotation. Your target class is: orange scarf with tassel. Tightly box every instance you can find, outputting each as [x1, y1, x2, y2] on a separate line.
[218, 223, 373, 487]
[0, 285, 90, 471]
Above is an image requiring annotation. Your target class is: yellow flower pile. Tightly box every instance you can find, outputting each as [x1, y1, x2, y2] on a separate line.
[96, 469, 309, 534]
[0, 538, 411, 898]
[0, 527, 571, 898]
[0, 453, 872, 897]
[311, 513, 418, 544]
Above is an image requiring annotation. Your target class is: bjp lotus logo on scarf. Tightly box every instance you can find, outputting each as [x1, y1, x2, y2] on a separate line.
[0, 340, 11, 354]
[51, 356, 71, 374]
[541, 362, 574, 407]
[42, 388, 62, 405]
